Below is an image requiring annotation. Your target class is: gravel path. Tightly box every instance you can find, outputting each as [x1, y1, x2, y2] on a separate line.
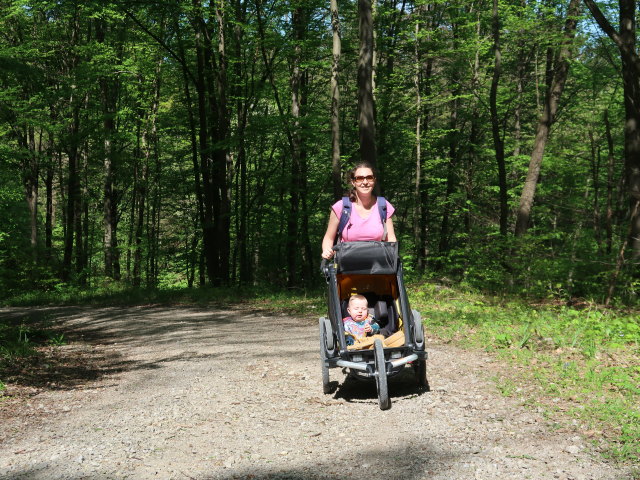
[0, 305, 632, 480]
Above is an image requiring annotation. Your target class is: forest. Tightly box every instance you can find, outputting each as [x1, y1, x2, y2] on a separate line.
[1, 0, 640, 305]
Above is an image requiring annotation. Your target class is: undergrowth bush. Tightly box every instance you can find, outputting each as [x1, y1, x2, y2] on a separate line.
[409, 280, 640, 462]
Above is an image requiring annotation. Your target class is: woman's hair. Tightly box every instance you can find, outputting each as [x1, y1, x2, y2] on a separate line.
[345, 162, 377, 202]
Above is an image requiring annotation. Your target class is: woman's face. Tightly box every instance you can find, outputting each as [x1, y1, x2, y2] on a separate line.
[351, 167, 375, 195]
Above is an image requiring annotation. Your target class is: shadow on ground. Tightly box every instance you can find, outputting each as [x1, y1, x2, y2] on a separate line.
[327, 366, 429, 407]
[0, 305, 317, 395]
[4, 439, 455, 480]
[1, 305, 430, 411]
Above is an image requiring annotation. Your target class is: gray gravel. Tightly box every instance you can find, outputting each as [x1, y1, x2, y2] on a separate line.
[0, 305, 632, 479]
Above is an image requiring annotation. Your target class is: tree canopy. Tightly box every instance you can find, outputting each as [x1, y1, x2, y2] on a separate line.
[1, 0, 639, 304]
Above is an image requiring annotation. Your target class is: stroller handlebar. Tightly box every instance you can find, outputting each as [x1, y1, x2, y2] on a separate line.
[320, 246, 339, 275]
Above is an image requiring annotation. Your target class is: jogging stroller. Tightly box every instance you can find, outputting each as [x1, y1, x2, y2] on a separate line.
[319, 241, 429, 410]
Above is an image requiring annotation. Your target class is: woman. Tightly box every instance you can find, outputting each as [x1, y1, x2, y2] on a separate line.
[321, 163, 396, 259]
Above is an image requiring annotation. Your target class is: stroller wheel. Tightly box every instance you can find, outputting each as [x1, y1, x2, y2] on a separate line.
[411, 309, 425, 350]
[319, 318, 332, 394]
[413, 358, 430, 391]
[322, 317, 334, 352]
[374, 339, 391, 410]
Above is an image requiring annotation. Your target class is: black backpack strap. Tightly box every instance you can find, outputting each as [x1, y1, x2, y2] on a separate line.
[378, 196, 388, 241]
[336, 196, 351, 242]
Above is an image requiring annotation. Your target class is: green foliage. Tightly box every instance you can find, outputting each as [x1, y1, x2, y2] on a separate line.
[410, 282, 640, 461]
[0, 0, 638, 303]
[0, 169, 33, 296]
[3, 283, 325, 314]
[0, 319, 65, 361]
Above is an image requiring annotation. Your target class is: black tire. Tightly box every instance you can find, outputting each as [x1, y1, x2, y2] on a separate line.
[322, 317, 334, 353]
[319, 318, 331, 394]
[374, 339, 391, 410]
[412, 309, 425, 349]
[413, 358, 430, 391]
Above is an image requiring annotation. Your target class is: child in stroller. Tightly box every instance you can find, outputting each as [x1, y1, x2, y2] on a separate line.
[319, 241, 429, 410]
[343, 294, 380, 345]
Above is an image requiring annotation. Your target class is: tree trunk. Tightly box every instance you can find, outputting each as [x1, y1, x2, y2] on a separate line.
[77, 143, 89, 285]
[97, 18, 121, 280]
[604, 109, 615, 254]
[606, 200, 640, 304]
[330, 0, 342, 200]
[514, 0, 581, 236]
[233, 0, 251, 285]
[44, 145, 54, 259]
[287, 5, 305, 288]
[174, 14, 206, 285]
[588, 129, 602, 251]
[490, 0, 508, 236]
[439, 79, 460, 257]
[358, 0, 377, 165]
[415, 4, 435, 272]
[213, 0, 232, 286]
[413, 19, 423, 269]
[584, 0, 640, 261]
[417, 57, 433, 273]
[21, 129, 39, 260]
[192, 0, 217, 286]
[62, 99, 80, 282]
[618, 0, 640, 261]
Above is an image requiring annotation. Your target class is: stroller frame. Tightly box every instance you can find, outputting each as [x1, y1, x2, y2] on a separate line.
[319, 241, 429, 410]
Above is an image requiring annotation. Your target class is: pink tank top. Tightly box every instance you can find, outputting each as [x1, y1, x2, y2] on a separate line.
[332, 198, 395, 242]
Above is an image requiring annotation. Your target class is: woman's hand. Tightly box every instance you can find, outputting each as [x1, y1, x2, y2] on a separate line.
[321, 248, 335, 260]
[321, 210, 340, 259]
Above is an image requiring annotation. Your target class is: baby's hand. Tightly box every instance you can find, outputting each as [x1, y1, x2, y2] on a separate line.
[364, 323, 372, 333]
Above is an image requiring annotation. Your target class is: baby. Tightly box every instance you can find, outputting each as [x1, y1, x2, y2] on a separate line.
[342, 294, 380, 345]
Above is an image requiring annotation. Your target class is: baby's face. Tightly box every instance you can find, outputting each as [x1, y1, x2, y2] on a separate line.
[347, 299, 368, 322]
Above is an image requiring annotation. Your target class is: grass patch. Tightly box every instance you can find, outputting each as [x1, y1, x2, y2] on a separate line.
[0, 321, 66, 360]
[3, 283, 325, 316]
[409, 280, 640, 463]
[0, 316, 69, 393]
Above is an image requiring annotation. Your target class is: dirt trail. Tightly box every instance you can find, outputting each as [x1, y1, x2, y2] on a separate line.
[0, 305, 632, 480]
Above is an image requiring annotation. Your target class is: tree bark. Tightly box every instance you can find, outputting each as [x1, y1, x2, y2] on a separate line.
[76, 142, 88, 285]
[358, 0, 377, 165]
[287, 5, 306, 287]
[61, 11, 81, 282]
[231, 0, 251, 285]
[44, 142, 54, 259]
[97, 18, 121, 280]
[20, 128, 39, 260]
[604, 109, 615, 254]
[588, 129, 602, 251]
[584, 0, 640, 260]
[490, 0, 508, 236]
[174, 14, 206, 284]
[192, 0, 218, 286]
[439, 90, 459, 256]
[330, 0, 342, 200]
[514, 0, 581, 236]
[213, 0, 232, 285]
[413, 19, 423, 269]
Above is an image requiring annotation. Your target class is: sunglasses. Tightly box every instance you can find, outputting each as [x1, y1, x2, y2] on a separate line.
[353, 175, 375, 183]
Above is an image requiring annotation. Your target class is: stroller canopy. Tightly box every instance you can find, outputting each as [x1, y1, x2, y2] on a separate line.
[335, 241, 398, 275]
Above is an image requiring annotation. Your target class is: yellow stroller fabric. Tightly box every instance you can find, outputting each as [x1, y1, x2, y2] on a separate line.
[346, 330, 405, 350]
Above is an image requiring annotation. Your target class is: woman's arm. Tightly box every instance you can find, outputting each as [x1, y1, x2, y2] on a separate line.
[385, 217, 397, 242]
[321, 209, 340, 258]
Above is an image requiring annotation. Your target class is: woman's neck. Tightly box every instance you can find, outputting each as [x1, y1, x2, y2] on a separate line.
[355, 192, 376, 209]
